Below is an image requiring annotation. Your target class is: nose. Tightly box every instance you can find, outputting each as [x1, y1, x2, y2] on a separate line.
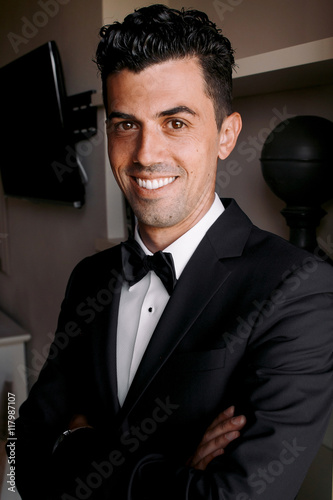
[133, 125, 166, 167]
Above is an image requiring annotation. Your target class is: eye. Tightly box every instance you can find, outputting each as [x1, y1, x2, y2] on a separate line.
[167, 119, 186, 130]
[116, 121, 136, 131]
[106, 120, 138, 133]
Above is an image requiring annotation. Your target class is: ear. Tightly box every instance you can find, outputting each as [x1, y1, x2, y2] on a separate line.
[218, 112, 242, 160]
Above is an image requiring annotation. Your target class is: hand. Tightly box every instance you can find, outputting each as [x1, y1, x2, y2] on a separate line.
[187, 406, 246, 470]
[68, 414, 94, 431]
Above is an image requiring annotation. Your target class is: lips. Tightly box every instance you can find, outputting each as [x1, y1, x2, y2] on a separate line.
[135, 176, 176, 190]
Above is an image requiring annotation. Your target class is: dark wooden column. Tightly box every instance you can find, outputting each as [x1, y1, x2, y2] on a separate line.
[260, 115, 333, 253]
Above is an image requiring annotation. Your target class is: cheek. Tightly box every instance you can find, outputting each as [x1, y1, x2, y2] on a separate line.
[188, 151, 218, 187]
[108, 136, 136, 168]
[108, 143, 125, 173]
[107, 152, 124, 188]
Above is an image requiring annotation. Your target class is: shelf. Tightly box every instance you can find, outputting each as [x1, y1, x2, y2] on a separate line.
[0, 310, 31, 346]
[233, 37, 333, 97]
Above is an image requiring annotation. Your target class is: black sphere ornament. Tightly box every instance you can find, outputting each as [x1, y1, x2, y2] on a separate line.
[260, 115, 333, 252]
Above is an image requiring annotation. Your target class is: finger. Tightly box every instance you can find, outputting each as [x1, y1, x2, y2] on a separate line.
[205, 406, 235, 432]
[201, 413, 246, 445]
[187, 408, 246, 470]
[193, 428, 242, 464]
[69, 414, 91, 430]
[190, 428, 243, 470]
[190, 447, 225, 470]
[190, 415, 246, 468]
[199, 407, 235, 444]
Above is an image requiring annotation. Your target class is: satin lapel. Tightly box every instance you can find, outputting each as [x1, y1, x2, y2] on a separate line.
[118, 199, 253, 423]
[89, 260, 123, 417]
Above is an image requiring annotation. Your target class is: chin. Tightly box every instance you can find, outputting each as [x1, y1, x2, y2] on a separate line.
[135, 209, 181, 228]
[137, 215, 175, 228]
[131, 195, 190, 228]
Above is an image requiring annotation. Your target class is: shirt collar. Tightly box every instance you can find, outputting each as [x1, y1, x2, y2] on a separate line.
[135, 193, 224, 279]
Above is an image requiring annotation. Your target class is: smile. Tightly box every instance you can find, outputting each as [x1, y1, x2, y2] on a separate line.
[135, 177, 176, 190]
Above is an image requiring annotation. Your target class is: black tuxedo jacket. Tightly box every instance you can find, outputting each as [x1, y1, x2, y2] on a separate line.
[15, 199, 333, 500]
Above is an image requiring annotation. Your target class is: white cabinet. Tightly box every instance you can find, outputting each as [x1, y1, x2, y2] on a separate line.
[0, 311, 30, 500]
[233, 37, 333, 97]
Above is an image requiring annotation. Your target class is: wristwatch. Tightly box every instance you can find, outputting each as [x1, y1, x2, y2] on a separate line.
[52, 429, 72, 453]
[52, 426, 93, 453]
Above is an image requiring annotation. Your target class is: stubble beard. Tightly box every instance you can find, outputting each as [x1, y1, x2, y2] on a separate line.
[129, 196, 187, 229]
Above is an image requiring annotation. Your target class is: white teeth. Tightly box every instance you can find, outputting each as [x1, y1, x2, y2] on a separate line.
[136, 177, 176, 190]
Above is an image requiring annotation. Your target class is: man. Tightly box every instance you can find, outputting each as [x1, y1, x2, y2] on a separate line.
[13, 5, 333, 500]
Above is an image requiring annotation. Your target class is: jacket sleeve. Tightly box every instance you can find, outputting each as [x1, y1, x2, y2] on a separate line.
[127, 259, 333, 500]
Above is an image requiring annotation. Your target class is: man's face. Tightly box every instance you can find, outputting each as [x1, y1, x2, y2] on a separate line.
[106, 58, 234, 234]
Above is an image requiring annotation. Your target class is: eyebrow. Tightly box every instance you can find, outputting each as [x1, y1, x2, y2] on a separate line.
[107, 111, 135, 121]
[107, 106, 197, 122]
[159, 106, 197, 118]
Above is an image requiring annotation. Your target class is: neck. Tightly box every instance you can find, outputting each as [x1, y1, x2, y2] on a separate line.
[138, 226, 179, 253]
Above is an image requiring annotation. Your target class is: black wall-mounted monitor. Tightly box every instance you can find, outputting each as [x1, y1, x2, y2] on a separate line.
[0, 41, 85, 208]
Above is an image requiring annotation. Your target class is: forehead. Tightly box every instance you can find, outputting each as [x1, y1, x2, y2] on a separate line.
[105, 58, 212, 116]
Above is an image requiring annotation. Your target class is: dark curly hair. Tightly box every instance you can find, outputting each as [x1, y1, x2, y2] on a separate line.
[95, 4, 235, 127]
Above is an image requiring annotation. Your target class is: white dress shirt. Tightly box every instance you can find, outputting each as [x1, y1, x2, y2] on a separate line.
[116, 194, 224, 405]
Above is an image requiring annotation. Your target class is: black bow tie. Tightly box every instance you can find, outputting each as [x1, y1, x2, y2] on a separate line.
[120, 238, 177, 295]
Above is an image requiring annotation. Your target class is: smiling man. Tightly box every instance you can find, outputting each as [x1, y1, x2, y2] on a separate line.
[106, 58, 241, 252]
[105, 58, 240, 251]
[13, 4, 333, 500]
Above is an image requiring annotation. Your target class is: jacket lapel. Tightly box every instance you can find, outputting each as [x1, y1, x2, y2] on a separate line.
[118, 199, 253, 422]
[89, 255, 123, 418]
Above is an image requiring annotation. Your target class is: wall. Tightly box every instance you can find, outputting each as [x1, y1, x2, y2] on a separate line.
[102, 0, 167, 24]
[170, 0, 333, 57]
[0, 0, 107, 386]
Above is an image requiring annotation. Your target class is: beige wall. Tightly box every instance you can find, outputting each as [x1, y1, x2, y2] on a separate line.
[170, 0, 333, 57]
[102, 0, 168, 24]
[0, 0, 106, 386]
